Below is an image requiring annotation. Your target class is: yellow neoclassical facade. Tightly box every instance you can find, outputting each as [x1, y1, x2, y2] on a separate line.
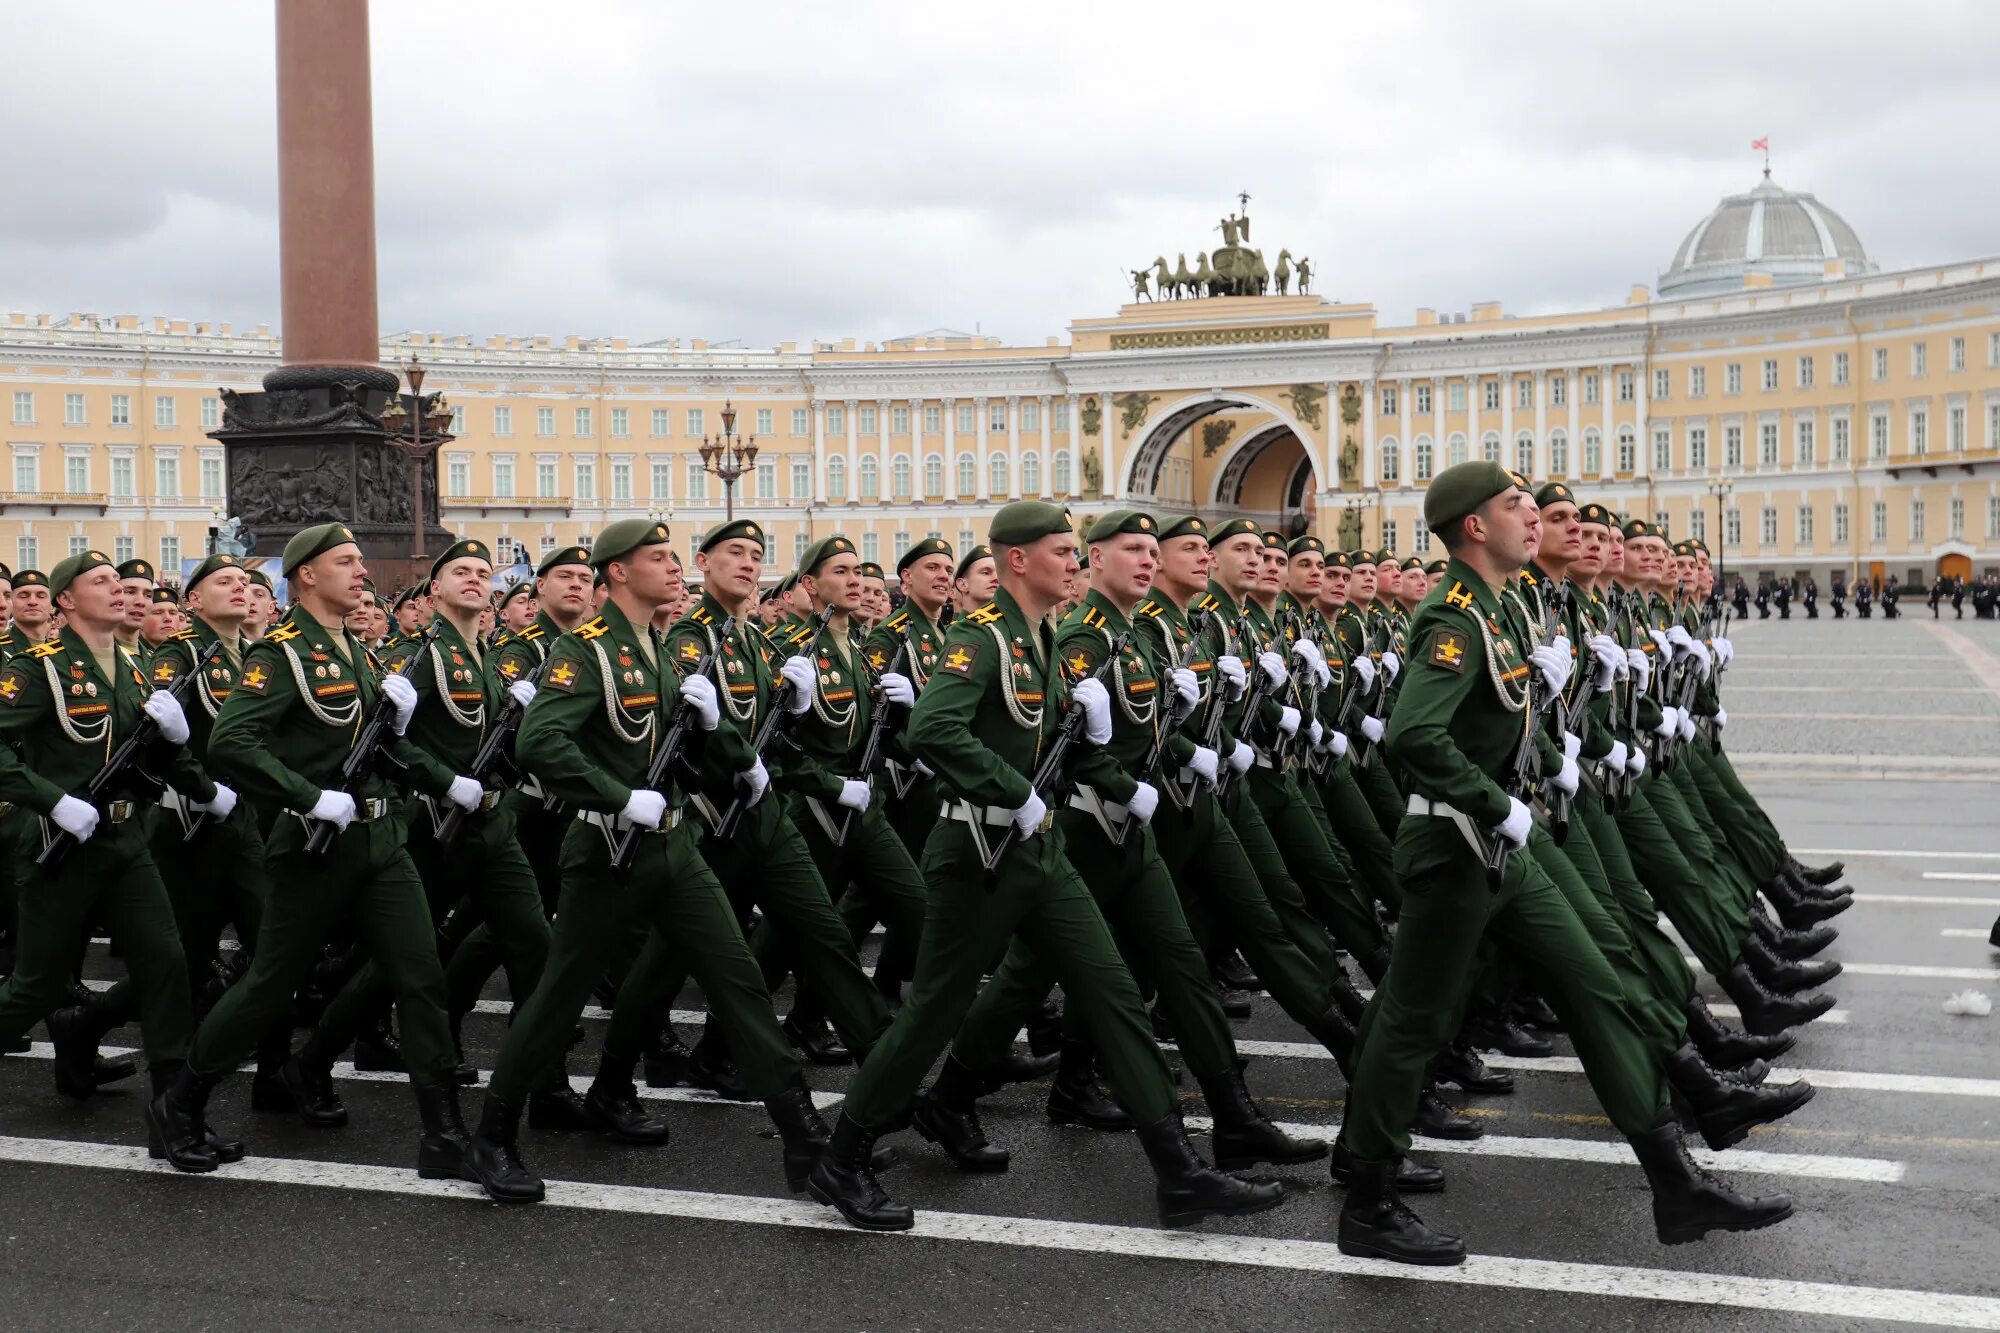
[5, 176, 1999, 591]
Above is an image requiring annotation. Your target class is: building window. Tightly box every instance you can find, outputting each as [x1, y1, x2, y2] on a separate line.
[1759, 506, 1777, 546]
[988, 402, 1007, 433]
[1949, 404, 1966, 452]
[613, 460, 634, 501]
[682, 458, 707, 501]
[573, 459, 595, 501]
[1950, 496, 1965, 538]
[956, 453, 976, 494]
[1798, 356, 1815, 389]
[1617, 371, 1634, 403]
[1689, 366, 1706, 398]
[1796, 418, 1815, 465]
[1872, 347, 1889, 381]
[1414, 384, 1432, 415]
[1054, 449, 1072, 494]
[1653, 369, 1669, 400]
[1413, 437, 1434, 480]
[648, 408, 668, 437]
[1615, 427, 1634, 473]
[1447, 381, 1466, 412]
[1548, 431, 1567, 474]
[955, 404, 974, 434]
[11, 452, 37, 493]
[64, 453, 88, 492]
[743, 458, 767, 500]
[649, 461, 672, 500]
[891, 454, 912, 499]
[1516, 433, 1534, 477]
[573, 407, 593, 437]
[1380, 386, 1398, 416]
[1383, 520, 1399, 553]
[492, 459, 515, 497]
[857, 406, 877, 436]
[1651, 427, 1669, 472]
[114, 535, 134, 563]
[1689, 509, 1706, 542]
[200, 455, 223, 500]
[494, 406, 513, 436]
[792, 458, 811, 498]
[1550, 376, 1567, 408]
[861, 532, 880, 564]
[987, 452, 1008, 495]
[156, 454, 179, 498]
[826, 456, 845, 500]
[1720, 424, 1740, 468]
[1870, 413, 1889, 459]
[1688, 426, 1707, 471]
[847, 454, 876, 500]
[1834, 503, 1850, 545]
[1759, 359, 1777, 392]
[1724, 363, 1741, 396]
[536, 407, 555, 437]
[792, 531, 810, 567]
[1518, 378, 1534, 410]
[11, 391, 33, 424]
[1054, 401, 1072, 430]
[610, 407, 629, 438]
[1482, 431, 1501, 464]
[1583, 428, 1601, 474]
[1992, 403, 2000, 450]
[1583, 373, 1601, 406]
[64, 392, 86, 426]
[1759, 422, 1779, 467]
[922, 454, 943, 497]
[1414, 525, 1431, 554]
[1868, 500, 1886, 542]
[1911, 343, 1928, 378]
[1021, 451, 1041, 493]
[110, 455, 135, 498]
[1654, 508, 1670, 533]
[1911, 499, 1926, 541]
[449, 404, 466, 435]
[1380, 438, 1400, 482]
[159, 536, 179, 572]
[688, 408, 706, 437]
[1445, 433, 1467, 467]
[884, 405, 905, 436]
[1832, 416, 1851, 463]
[792, 408, 810, 436]
[536, 460, 558, 498]
[922, 405, 940, 435]
[1797, 505, 1814, 545]
[1483, 381, 1500, 411]
[1833, 352, 1849, 387]
[16, 537, 38, 570]
[447, 458, 469, 497]
[892, 531, 911, 562]
[753, 407, 772, 436]
[1021, 401, 1041, 432]
[1989, 496, 2000, 537]
[1911, 407, 1928, 456]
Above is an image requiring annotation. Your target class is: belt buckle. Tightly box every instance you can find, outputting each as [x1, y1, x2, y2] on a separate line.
[106, 800, 133, 823]
[1038, 809, 1055, 833]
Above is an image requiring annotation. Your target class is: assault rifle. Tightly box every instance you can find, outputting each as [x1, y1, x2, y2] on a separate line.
[713, 606, 834, 840]
[435, 652, 556, 850]
[980, 629, 1127, 872]
[304, 624, 438, 856]
[1486, 594, 1562, 890]
[837, 611, 915, 848]
[1212, 616, 1271, 802]
[609, 618, 729, 876]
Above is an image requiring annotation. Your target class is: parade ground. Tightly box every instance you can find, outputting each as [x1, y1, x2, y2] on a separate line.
[1, 612, 1996, 1332]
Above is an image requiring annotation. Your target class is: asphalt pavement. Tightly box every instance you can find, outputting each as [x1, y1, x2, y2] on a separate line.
[2, 612, 1998, 1331]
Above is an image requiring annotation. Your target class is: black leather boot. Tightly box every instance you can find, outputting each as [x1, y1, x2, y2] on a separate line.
[1787, 856, 1845, 887]
[1329, 1133, 1443, 1193]
[1046, 1039, 1133, 1131]
[1136, 1111, 1284, 1228]
[782, 1011, 852, 1066]
[1330, 967, 1369, 1027]
[280, 1036, 349, 1128]
[1684, 995, 1796, 1063]
[1411, 1081, 1482, 1140]
[1196, 1063, 1326, 1170]
[1435, 1039, 1515, 1095]
[1464, 1013, 1553, 1058]
[1212, 979, 1253, 1019]
[643, 1028, 692, 1088]
[766, 1081, 834, 1191]
[1299, 1005, 1356, 1079]
[1750, 908, 1837, 961]
[1512, 992, 1563, 1032]
[352, 1014, 407, 1073]
[93, 1053, 138, 1087]
[685, 1028, 754, 1101]
[1335, 1154, 1464, 1264]
[1025, 997, 1063, 1059]
[1662, 1044, 1816, 1151]
[415, 1082, 475, 1180]
[467, 1096, 544, 1203]
[47, 1003, 118, 1100]
[527, 1084, 593, 1132]
[1716, 962, 1836, 1036]
[912, 1055, 1010, 1172]
[144, 1065, 221, 1174]
[583, 1052, 671, 1144]
[1766, 878, 1851, 931]
[1743, 934, 1842, 993]
[1355, 944, 1393, 987]
[1212, 951, 1261, 993]
[806, 1111, 914, 1231]
[1627, 1121, 1794, 1244]
[977, 1045, 1061, 1092]
[1990, 912, 2000, 950]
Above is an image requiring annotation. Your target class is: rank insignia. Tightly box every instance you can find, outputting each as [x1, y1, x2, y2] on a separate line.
[545, 659, 581, 692]
[499, 660, 521, 680]
[678, 642, 702, 661]
[152, 660, 178, 683]
[1444, 582, 1475, 611]
[1, 668, 30, 704]
[1428, 628, 1468, 673]
[939, 643, 979, 676]
[238, 664, 271, 694]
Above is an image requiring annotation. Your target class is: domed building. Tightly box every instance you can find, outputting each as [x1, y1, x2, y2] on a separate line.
[1659, 170, 1877, 298]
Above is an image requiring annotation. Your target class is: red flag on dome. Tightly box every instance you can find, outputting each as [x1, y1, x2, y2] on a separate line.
[1751, 137, 1768, 151]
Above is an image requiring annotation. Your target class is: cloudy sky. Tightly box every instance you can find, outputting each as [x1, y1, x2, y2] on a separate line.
[4, 1, 1997, 349]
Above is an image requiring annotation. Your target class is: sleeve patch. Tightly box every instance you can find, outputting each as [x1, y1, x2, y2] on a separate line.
[497, 656, 523, 680]
[0, 667, 30, 705]
[544, 656, 583, 692]
[236, 661, 272, 694]
[1428, 628, 1469, 672]
[1060, 644, 1099, 679]
[937, 641, 981, 677]
[151, 656, 181, 685]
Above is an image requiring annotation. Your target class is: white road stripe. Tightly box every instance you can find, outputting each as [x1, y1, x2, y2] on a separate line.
[1679, 955, 1999, 982]
[1853, 894, 2000, 907]
[1793, 848, 2000, 861]
[0, 1136, 1986, 1328]
[1924, 872, 2000, 883]
[1940, 928, 1995, 938]
[1708, 1001, 1850, 1025]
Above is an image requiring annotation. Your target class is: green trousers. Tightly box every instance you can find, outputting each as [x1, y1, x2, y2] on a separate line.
[765, 793, 927, 1004]
[1220, 784, 1337, 978]
[486, 815, 801, 1104]
[842, 820, 1177, 1132]
[0, 818, 192, 1066]
[1316, 761, 1404, 917]
[1242, 766, 1386, 960]
[1574, 789, 1696, 1007]
[189, 809, 455, 1086]
[1532, 819, 1685, 1057]
[953, 808, 1236, 1081]
[1614, 784, 1747, 977]
[315, 803, 551, 1052]
[1681, 747, 1784, 890]
[438, 789, 572, 1009]
[1344, 812, 1670, 1163]
[1350, 752, 1406, 840]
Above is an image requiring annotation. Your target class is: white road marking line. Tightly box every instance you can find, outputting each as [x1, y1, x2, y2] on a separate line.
[1925, 872, 2000, 882]
[0, 1136, 1987, 1328]
[1722, 685, 1990, 693]
[1707, 1001, 1850, 1025]
[1733, 713, 2000, 723]
[1853, 894, 2000, 907]
[1940, 928, 1995, 938]
[1793, 848, 2000, 861]
[1679, 955, 1999, 982]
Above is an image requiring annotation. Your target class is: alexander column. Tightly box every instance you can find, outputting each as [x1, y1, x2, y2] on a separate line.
[207, 0, 451, 591]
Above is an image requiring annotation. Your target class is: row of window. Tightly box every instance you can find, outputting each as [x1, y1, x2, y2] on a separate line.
[10, 392, 223, 430]
[441, 449, 1078, 504]
[13, 534, 182, 574]
[8, 451, 225, 500]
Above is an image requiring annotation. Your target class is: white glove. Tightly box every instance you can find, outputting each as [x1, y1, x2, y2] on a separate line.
[309, 789, 358, 830]
[1350, 655, 1377, 690]
[1529, 643, 1571, 694]
[1324, 729, 1350, 759]
[1714, 707, 1727, 732]
[380, 673, 418, 734]
[1170, 667, 1200, 711]
[506, 679, 537, 709]
[1588, 635, 1624, 690]
[1603, 740, 1628, 774]
[1549, 633, 1572, 664]
[1256, 651, 1289, 689]
[836, 779, 872, 812]
[1187, 745, 1220, 783]
[1648, 628, 1673, 661]
[1495, 795, 1533, 850]
[445, 775, 484, 811]
[50, 794, 99, 842]
[1011, 789, 1048, 837]
[620, 788, 667, 830]
[143, 691, 191, 746]
[1308, 719, 1324, 747]
[878, 671, 915, 707]
[780, 656, 816, 713]
[1276, 705, 1301, 738]
[1360, 715, 1385, 744]
[1563, 730, 1582, 762]
[739, 759, 771, 806]
[1125, 781, 1159, 826]
[1714, 637, 1734, 667]
[913, 759, 934, 778]
[680, 674, 720, 730]
[1653, 707, 1680, 739]
[1216, 655, 1247, 701]
[200, 783, 238, 819]
[1292, 639, 1331, 688]
[1687, 639, 1713, 680]
[1071, 677, 1113, 745]
[1667, 625, 1695, 653]
[1626, 648, 1653, 690]
[1627, 746, 1647, 777]
[1551, 754, 1580, 796]
[1227, 740, 1255, 773]
[1381, 650, 1402, 683]
[1678, 711, 1696, 743]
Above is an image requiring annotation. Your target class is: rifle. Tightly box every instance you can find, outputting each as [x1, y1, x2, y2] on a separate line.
[608, 617, 730, 876]
[1486, 592, 1563, 890]
[836, 625, 909, 847]
[1275, 607, 1321, 773]
[303, 624, 438, 856]
[1119, 624, 1198, 843]
[1174, 607, 1219, 821]
[1349, 616, 1391, 771]
[435, 651, 557, 849]
[980, 629, 1127, 872]
[1538, 584, 1577, 845]
[1212, 615, 1271, 801]
[40, 640, 224, 870]
[714, 605, 834, 840]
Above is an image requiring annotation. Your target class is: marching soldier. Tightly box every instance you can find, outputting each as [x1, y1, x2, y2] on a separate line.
[1856, 578, 1873, 618]
[3, 570, 57, 659]
[1803, 577, 1819, 619]
[114, 558, 158, 658]
[1831, 578, 1847, 619]
[1882, 575, 1901, 618]
[496, 579, 538, 636]
[952, 545, 997, 614]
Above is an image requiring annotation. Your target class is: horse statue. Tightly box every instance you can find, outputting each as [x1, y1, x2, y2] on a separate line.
[1192, 251, 1217, 297]
[1248, 249, 1269, 295]
[1152, 256, 1173, 299]
[1172, 252, 1195, 298]
[1274, 249, 1293, 295]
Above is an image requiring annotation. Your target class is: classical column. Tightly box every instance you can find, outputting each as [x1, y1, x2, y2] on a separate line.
[1005, 396, 1021, 499]
[1395, 377, 1411, 489]
[1500, 373, 1515, 480]
[1600, 365, 1615, 480]
[1038, 394, 1054, 498]
[1634, 361, 1651, 480]
[811, 398, 828, 503]
[1567, 372, 1582, 481]
[1361, 378, 1377, 487]
[909, 396, 925, 499]
[974, 396, 990, 500]
[877, 398, 892, 504]
[844, 399, 859, 500]
[942, 397, 958, 498]
[1466, 373, 1481, 463]
[1533, 370, 1548, 480]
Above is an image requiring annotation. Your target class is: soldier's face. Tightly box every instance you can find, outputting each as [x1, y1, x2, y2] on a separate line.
[1010, 533, 1079, 604]
[1400, 570, 1427, 602]
[1155, 535, 1210, 594]
[1348, 565, 1376, 602]
[1257, 548, 1286, 591]
[501, 593, 538, 630]
[1320, 564, 1351, 606]
[902, 553, 954, 609]
[1604, 533, 1625, 576]
[697, 539, 763, 604]
[1093, 533, 1159, 603]
[396, 603, 423, 633]
[539, 565, 593, 620]
[1212, 535, 1262, 594]
[344, 597, 374, 633]
[1375, 561, 1401, 596]
[247, 584, 275, 624]
[958, 557, 998, 605]
[13, 586, 51, 628]
[806, 553, 864, 613]
[300, 544, 368, 615]
[1541, 502, 1583, 562]
[119, 578, 153, 629]
[189, 567, 251, 623]
[58, 566, 123, 631]
[143, 599, 179, 642]
[612, 543, 682, 607]
[432, 556, 493, 614]
[1286, 552, 1324, 602]
[1470, 488, 1537, 569]
[1575, 525, 1606, 576]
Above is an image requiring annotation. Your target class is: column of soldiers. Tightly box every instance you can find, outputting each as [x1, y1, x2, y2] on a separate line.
[0, 466, 1878, 1263]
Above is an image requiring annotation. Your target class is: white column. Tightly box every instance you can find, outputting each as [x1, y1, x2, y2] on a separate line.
[1500, 372, 1515, 476]
[811, 399, 828, 503]
[877, 399, 892, 504]
[910, 397, 925, 501]
[1533, 370, 1548, 480]
[844, 399, 859, 499]
[1006, 395, 1021, 499]
[1567, 372, 1582, 481]
[1361, 378, 1377, 487]
[1600, 365, 1615, 480]
[973, 397, 990, 500]
[1634, 362, 1651, 480]
[942, 397, 957, 498]
[1466, 374, 1481, 462]
[1396, 377, 1411, 489]
[1038, 395, 1053, 498]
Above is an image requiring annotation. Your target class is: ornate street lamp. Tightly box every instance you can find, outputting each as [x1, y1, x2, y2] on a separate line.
[1707, 476, 1735, 591]
[379, 355, 455, 562]
[697, 399, 758, 523]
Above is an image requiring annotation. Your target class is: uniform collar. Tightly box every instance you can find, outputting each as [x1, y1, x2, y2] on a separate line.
[1079, 587, 1133, 631]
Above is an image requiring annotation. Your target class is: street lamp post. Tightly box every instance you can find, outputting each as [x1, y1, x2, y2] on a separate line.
[697, 400, 759, 524]
[1707, 476, 1735, 593]
[379, 355, 455, 562]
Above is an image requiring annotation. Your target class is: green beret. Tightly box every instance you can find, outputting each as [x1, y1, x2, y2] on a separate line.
[699, 518, 767, 554]
[1261, 530, 1287, 551]
[11, 569, 48, 589]
[1207, 518, 1262, 547]
[987, 500, 1074, 548]
[48, 548, 114, 600]
[1400, 556, 1425, 571]
[1425, 559, 1449, 576]
[1671, 540, 1696, 557]
[1371, 550, 1399, 567]
[359, 578, 379, 598]
[859, 562, 886, 582]
[1077, 547, 1090, 572]
[1287, 535, 1324, 558]
[1577, 502, 1616, 531]
[0, 562, 11, 581]
[1621, 518, 1657, 542]
[184, 553, 246, 592]
[1157, 515, 1208, 543]
[1690, 539, 1710, 556]
[246, 567, 273, 591]
[537, 544, 592, 577]
[798, 534, 858, 577]
[427, 537, 494, 585]
[774, 572, 798, 596]
[1085, 509, 1160, 542]
[954, 546, 993, 580]
[497, 581, 534, 608]
[897, 536, 953, 574]
[1422, 460, 1517, 532]
[282, 521, 360, 576]
[592, 518, 673, 567]
[1325, 549, 1352, 569]
[149, 587, 179, 606]
[116, 558, 157, 583]
[1533, 481, 1577, 511]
